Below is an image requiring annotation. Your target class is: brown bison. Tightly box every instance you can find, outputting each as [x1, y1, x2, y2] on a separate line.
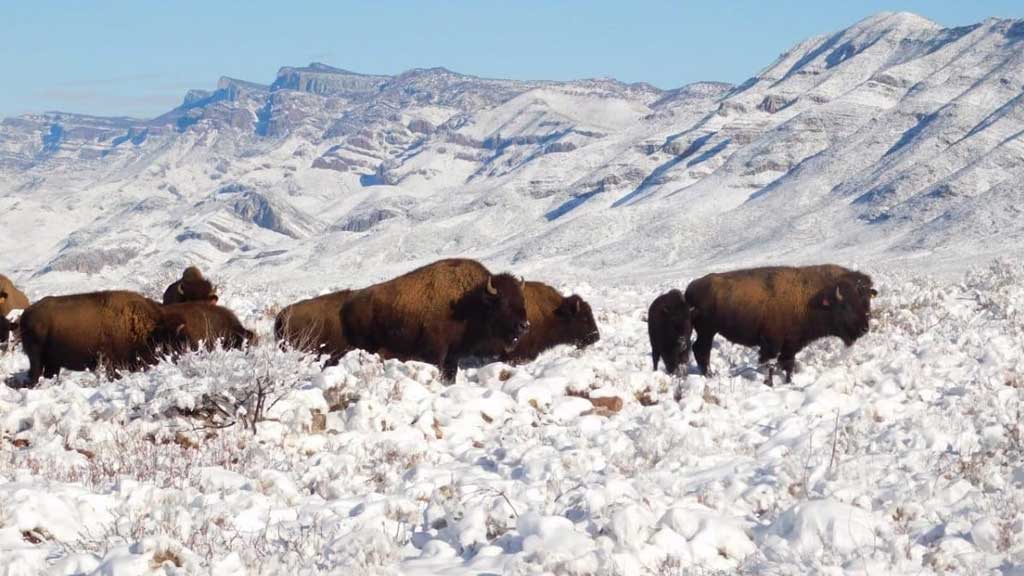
[19, 291, 188, 385]
[685, 265, 876, 386]
[162, 302, 256, 352]
[501, 281, 599, 364]
[163, 266, 218, 304]
[274, 290, 353, 357]
[1, 273, 31, 317]
[648, 289, 692, 375]
[339, 258, 530, 382]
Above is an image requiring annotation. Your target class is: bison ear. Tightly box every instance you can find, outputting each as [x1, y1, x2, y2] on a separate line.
[0, 291, 6, 304]
[869, 288, 878, 298]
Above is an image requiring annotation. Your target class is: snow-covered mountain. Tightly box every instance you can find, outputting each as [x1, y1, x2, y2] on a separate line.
[2, 12, 1023, 293]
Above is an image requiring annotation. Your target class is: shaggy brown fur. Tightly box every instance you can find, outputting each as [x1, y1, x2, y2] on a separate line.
[274, 290, 353, 357]
[501, 281, 599, 364]
[163, 266, 218, 305]
[19, 291, 186, 386]
[685, 265, 876, 386]
[1, 273, 31, 317]
[162, 302, 256, 352]
[340, 258, 529, 382]
[648, 289, 692, 375]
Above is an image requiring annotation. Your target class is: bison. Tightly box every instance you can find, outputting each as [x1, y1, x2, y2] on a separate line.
[162, 302, 256, 352]
[1, 273, 31, 317]
[685, 265, 876, 386]
[501, 281, 599, 364]
[19, 291, 188, 385]
[274, 290, 353, 357]
[339, 258, 530, 382]
[648, 289, 693, 375]
[163, 266, 218, 304]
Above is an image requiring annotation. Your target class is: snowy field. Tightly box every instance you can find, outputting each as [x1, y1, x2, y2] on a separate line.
[1, 260, 1023, 575]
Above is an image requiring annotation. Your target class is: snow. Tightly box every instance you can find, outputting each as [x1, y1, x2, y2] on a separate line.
[1, 8, 1024, 575]
[1, 261, 1023, 574]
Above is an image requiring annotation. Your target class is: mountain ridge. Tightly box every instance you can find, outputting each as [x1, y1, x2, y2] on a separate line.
[2, 11, 1023, 294]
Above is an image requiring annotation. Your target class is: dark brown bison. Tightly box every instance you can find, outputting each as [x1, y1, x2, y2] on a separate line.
[163, 266, 218, 304]
[501, 281, 599, 364]
[339, 258, 530, 382]
[648, 289, 693, 375]
[1, 273, 31, 317]
[685, 265, 876, 386]
[274, 290, 353, 357]
[162, 302, 256, 352]
[19, 291, 188, 386]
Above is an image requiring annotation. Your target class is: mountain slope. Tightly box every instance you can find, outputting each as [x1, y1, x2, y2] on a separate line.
[1, 12, 1023, 293]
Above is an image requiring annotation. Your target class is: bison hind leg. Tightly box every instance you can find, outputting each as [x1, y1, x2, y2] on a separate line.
[651, 348, 660, 371]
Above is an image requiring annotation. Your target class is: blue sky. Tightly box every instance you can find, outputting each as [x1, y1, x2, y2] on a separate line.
[1, 1, 1020, 119]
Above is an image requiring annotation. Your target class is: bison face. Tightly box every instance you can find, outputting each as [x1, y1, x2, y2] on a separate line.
[555, 295, 600, 348]
[817, 280, 873, 346]
[483, 274, 530, 352]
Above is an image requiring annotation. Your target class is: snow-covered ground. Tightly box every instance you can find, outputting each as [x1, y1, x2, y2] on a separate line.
[2, 259, 1022, 575]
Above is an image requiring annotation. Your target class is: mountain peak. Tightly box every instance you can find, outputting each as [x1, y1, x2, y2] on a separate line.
[849, 11, 941, 34]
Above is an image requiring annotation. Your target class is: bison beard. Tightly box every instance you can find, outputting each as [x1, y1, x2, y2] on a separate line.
[274, 290, 353, 357]
[339, 258, 529, 382]
[19, 291, 186, 386]
[648, 289, 693, 375]
[685, 265, 876, 386]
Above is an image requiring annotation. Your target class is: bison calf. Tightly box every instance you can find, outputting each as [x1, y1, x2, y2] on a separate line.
[340, 258, 530, 382]
[648, 289, 692, 375]
[501, 281, 599, 364]
[163, 266, 218, 304]
[19, 291, 187, 386]
[162, 302, 256, 352]
[274, 290, 353, 357]
[685, 265, 876, 386]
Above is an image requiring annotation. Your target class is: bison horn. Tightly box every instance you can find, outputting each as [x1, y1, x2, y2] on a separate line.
[574, 298, 581, 314]
[177, 283, 185, 296]
[835, 285, 843, 302]
[486, 276, 497, 296]
[519, 276, 525, 288]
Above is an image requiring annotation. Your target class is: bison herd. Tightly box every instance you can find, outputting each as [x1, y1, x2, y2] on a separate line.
[0, 261, 876, 388]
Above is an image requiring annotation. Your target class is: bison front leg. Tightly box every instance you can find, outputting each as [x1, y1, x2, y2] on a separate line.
[779, 345, 798, 384]
[692, 330, 715, 377]
[758, 343, 780, 387]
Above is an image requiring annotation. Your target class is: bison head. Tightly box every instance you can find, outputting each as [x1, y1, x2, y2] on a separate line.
[178, 277, 219, 304]
[554, 295, 600, 348]
[482, 274, 530, 352]
[817, 279, 875, 346]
